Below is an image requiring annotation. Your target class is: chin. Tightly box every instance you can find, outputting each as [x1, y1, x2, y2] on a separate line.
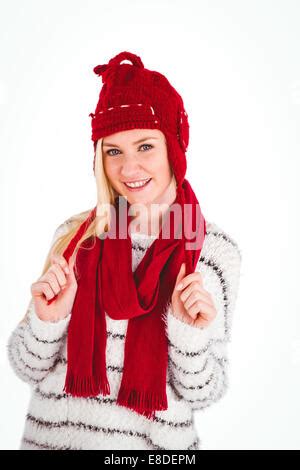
[123, 184, 158, 206]
[127, 194, 154, 205]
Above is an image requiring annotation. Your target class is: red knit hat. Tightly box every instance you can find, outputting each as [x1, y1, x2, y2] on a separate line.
[89, 51, 189, 188]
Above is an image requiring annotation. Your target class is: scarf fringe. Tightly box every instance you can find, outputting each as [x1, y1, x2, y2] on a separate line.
[63, 372, 111, 397]
[116, 388, 168, 420]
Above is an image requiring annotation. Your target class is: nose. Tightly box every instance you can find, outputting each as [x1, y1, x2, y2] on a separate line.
[120, 156, 143, 179]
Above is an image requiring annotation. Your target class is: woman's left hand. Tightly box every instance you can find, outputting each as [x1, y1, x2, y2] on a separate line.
[171, 263, 217, 328]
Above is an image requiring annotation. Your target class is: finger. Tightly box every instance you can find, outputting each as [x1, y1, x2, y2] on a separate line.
[178, 312, 195, 326]
[175, 271, 204, 291]
[31, 281, 56, 300]
[183, 290, 213, 311]
[42, 271, 61, 295]
[187, 300, 216, 321]
[193, 315, 212, 328]
[51, 254, 70, 275]
[68, 253, 77, 272]
[48, 264, 67, 288]
[179, 280, 207, 303]
[175, 263, 186, 288]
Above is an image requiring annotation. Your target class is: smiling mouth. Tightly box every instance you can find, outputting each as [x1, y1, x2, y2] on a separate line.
[123, 178, 152, 189]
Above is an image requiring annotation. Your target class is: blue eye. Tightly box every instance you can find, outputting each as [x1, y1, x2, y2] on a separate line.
[106, 148, 120, 156]
[106, 143, 153, 157]
[140, 144, 153, 151]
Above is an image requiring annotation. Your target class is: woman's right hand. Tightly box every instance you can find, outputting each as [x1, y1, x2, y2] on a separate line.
[30, 253, 78, 322]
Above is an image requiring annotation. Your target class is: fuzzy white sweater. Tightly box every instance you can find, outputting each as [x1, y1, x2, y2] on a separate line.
[7, 219, 241, 450]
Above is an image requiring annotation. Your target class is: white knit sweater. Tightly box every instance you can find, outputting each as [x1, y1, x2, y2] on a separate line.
[7, 219, 241, 450]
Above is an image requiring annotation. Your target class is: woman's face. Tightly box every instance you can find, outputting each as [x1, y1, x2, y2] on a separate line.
[102, 128, 173, 205]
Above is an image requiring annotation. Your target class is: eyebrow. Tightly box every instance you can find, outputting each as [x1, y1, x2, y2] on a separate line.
[103, 137, 158, 147]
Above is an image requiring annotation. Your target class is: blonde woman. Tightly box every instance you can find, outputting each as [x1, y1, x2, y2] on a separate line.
[7, 51, 241, 450]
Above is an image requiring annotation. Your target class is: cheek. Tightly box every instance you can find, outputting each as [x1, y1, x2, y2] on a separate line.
[104, 160, 119, 181]
[150, 154, 172, 181]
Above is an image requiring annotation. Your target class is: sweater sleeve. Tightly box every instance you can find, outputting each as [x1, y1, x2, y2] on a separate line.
[6, 221, 72, 387]
[164, 222, 242, 411]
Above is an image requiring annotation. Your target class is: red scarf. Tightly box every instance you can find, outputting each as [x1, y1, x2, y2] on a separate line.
[49, 179, 206, 420]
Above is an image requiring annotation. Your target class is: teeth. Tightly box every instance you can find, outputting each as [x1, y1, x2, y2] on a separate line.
[125, 178, 150, 188]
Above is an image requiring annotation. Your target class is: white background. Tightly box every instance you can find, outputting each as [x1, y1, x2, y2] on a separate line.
[0, 0, 299, 450]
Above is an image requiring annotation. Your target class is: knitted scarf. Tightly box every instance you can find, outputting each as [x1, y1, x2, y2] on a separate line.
[49, 179, 206, 420]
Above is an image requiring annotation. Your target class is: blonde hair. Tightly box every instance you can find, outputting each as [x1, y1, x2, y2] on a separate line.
[19, 138, 117, 325]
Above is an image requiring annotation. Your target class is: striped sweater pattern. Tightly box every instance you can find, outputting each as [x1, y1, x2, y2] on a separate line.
[7, 220, 241, 450]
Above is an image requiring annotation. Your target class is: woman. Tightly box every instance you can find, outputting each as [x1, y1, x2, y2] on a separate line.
[7, 51, 242, 450]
